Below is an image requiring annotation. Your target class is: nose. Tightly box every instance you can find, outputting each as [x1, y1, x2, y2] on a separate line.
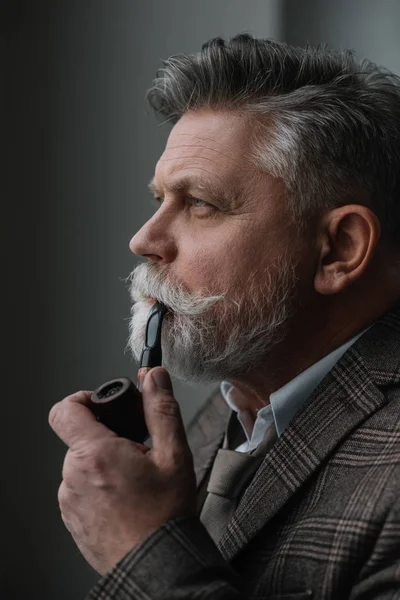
[129, 212, 177, 265]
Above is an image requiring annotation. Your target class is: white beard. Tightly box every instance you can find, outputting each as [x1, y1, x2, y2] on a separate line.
[125, 258, 299, 384]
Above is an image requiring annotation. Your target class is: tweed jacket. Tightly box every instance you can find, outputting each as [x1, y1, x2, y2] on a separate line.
[87, 305, 400, 599]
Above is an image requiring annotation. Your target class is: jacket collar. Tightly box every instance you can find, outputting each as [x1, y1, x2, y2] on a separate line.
[187, 303, 400, 562]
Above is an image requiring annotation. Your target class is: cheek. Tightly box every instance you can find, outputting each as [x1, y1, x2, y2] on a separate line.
[177, 249, 222, 292]
[175, 228, 260, 294]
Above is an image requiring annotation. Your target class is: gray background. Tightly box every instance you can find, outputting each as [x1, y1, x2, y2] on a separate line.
[3, 0, 400, 597]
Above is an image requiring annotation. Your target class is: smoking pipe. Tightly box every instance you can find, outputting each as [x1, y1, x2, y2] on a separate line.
[88, 302, 168, 443]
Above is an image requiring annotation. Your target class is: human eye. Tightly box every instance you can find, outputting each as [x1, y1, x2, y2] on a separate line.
[186, 196, 216, 214]
[191, 197, 207, 208]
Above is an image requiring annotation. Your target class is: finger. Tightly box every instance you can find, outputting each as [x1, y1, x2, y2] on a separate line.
[141, 368, 190, 462]
[49, 390, 116, 449]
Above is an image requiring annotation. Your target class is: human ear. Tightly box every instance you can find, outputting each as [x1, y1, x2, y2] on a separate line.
[314, 205, 381, 295]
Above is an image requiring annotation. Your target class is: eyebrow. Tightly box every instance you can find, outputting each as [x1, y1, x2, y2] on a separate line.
[147, 175, 240, 208]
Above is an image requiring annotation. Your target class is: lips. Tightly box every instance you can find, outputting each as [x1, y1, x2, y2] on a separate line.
[132, 293, 156, 304]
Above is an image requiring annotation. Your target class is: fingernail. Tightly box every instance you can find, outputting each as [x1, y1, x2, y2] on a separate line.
[151, 369, 173, 391]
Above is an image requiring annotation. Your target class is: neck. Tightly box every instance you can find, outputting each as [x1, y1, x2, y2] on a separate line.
[227, 291, 400, 424]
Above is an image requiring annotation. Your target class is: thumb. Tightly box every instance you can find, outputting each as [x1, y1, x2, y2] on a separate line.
[142, 367, 189, 461]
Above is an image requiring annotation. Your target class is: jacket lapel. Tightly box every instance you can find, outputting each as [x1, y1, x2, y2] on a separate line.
[217, 306, 400, 562]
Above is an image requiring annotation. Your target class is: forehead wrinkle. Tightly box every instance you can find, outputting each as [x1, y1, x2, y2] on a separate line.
[164, 143, 244, 168]
[158, 154, 231, 173]
[172, 127, 254, 159]
[172, 130, 248, 154]
[158, 161, 231, 191]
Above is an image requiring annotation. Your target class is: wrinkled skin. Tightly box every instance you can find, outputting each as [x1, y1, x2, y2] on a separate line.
[49, 368, 196, 575]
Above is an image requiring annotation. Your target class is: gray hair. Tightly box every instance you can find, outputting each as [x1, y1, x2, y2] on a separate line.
[146, 34, 400, 242]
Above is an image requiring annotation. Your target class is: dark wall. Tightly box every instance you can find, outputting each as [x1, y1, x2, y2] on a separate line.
[283, 0, 400, 72]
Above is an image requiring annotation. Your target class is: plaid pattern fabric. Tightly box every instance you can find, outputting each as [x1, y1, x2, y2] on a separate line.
[87, 304, 400, 599]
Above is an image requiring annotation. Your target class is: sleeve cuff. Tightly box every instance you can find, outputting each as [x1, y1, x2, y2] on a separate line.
[86, 515, 241, 600]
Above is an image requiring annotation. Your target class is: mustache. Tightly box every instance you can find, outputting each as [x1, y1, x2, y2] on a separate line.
[126, 263, 227, 316]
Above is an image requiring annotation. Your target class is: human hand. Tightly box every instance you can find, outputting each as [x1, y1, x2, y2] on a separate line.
[48, 368, 197, 575]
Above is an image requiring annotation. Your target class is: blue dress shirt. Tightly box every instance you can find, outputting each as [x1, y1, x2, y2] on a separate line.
[220, 328, 369, 453]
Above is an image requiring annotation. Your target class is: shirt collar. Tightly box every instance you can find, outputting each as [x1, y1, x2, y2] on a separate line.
[220, 327, 369, 442]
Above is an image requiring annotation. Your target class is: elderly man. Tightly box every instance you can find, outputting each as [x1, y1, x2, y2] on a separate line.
[49, 35, 400, 599]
